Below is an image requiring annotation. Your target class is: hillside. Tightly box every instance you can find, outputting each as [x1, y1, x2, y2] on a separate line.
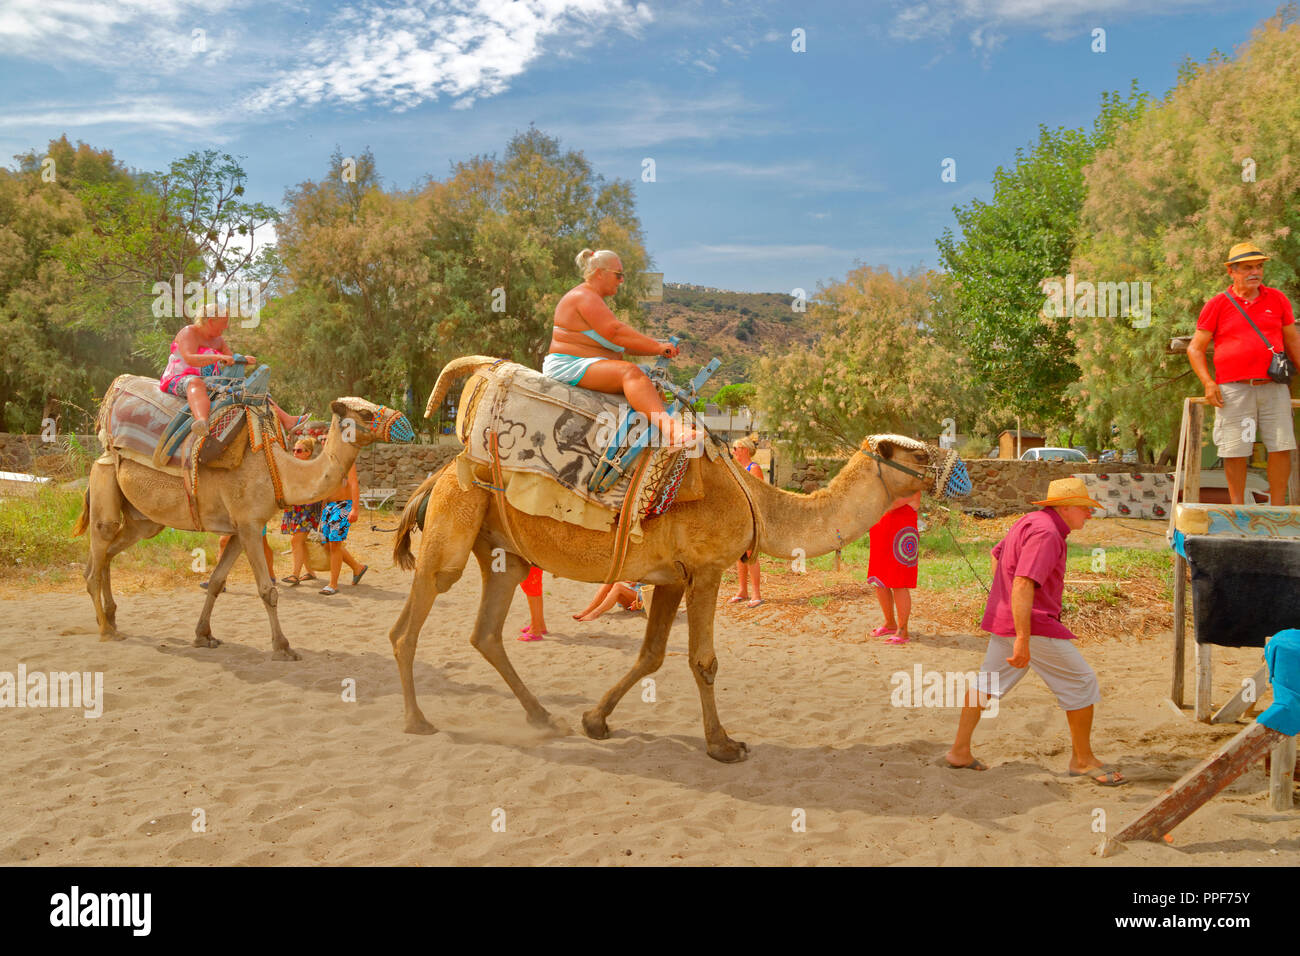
[638, 283, 820, 391]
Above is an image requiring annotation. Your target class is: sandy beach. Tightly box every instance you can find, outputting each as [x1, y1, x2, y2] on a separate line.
[1, 524, 1296, 867]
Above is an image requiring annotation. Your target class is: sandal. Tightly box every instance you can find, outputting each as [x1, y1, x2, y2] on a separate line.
[282, 575, 300, 587]
[299, 572, 318, 582]
[517, 628, 544, 642]
[1069, 765, 1128, 787]
[746, 598, 764, 608]
[884, 634, 910, 645]
[727, 595, 748, 604]
[352, 565, 369, 586]
[289, 413, 309, 435]
[319, 585, 339, 596]
[871, 625, 897, 637]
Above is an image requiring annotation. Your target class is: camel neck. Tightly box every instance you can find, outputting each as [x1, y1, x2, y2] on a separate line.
[745, 452, 912, 559]
[273, 417, 357, 505]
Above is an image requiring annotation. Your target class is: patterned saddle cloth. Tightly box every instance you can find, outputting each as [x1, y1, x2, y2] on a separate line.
[98, 374, 252, 471]
[455, 361, 707, 537]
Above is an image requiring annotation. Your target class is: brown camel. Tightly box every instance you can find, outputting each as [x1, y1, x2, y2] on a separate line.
[387, 356, 965, 761]
[73, 392, 411, 660]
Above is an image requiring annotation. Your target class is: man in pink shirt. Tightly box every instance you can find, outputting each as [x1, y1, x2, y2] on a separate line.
[944, 478, 1127, 786]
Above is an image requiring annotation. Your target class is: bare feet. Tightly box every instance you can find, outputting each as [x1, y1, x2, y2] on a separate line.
[190, 418, 209, 437]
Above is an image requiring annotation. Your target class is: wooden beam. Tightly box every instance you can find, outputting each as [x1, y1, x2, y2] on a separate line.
[1270, 735, 1297, 811]
[1172, 554, 1186, 709]
[1210, 663, 1270, 724]
[1186, 402, 1204, 505]
[1098, 721, 1285, 855]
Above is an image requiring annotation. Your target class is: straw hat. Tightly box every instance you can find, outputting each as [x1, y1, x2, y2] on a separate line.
[1031, 477, 1102, 509]
[1225, 242, 1269, 265]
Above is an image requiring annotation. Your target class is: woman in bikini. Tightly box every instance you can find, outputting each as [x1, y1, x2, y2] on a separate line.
[160, 304, 307, 437]
[543, 249, 698, 446]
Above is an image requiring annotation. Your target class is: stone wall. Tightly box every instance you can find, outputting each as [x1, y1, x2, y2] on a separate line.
[960, 460, 1147, 515]
[353, 442, 462, 508]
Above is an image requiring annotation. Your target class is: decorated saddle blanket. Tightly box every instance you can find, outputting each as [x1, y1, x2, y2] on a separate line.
[455, 361, 707, 537]
[98, 374, 252, 471]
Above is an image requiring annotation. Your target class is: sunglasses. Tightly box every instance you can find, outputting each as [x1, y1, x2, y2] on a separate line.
[605, 268, 624, 278]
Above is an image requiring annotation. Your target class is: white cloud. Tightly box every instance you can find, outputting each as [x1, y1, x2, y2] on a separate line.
[888, 0, 1218, 49]
[242, 0, 644, 113]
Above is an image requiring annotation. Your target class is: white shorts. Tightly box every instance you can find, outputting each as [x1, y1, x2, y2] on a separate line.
[979, 635, 1101, 711]
[1212, 381, 1297, 458]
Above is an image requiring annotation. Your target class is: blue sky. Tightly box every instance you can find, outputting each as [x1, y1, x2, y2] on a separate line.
[0, 0, 1286, 292]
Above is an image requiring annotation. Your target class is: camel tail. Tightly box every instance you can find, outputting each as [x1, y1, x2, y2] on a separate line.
[393, 471, 440, 571]
[71, 484, 90, 538]
[425, 356, 499, 419]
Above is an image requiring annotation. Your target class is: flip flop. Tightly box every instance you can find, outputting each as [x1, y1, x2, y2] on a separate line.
[352, 564, 369, 586]
[945, 758, 987, 771]
[871, 625, 898, 637]
[517, 630, 544, 642]
[1069, 765, 1128, 787]
[727, 595, 748, 604]
[319, 585, 339, 596]
[884, 635, 910, 645]
[289, 413, 310, 435]
[746, 598, 764, 608]
[300, 572, 318, 582]
[282, 575, 300, 587]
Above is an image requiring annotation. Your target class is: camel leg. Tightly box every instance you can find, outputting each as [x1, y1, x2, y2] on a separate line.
[99, 515, 164, 636]
[685, 569, 748, 763]
[83, 464, 126, 641]
[194, 533, 245, 648]
[387, 476, 488, 735]
[582, 582, 684, 740]
[237, 523, 299, 661]
[467, 542, 568, 735]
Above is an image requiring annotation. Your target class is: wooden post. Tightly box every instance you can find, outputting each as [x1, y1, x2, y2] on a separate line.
[1186, 401, 1204, 504]
[1270, 735, 1297, 811]
[1195, 644, 1214, 723]
[1099, 721, 1285, 855]
[1172, 554, 1186, 708]
[1290, 448, 1299, 506]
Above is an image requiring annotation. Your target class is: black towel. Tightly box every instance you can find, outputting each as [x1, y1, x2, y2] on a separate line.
[1183, 536, 1300, 648]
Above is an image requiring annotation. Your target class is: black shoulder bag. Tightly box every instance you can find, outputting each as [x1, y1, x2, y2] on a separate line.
[1221, 291, 1294, 384]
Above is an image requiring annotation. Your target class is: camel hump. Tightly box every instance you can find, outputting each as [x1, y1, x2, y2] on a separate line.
[426, 356, 502, 419]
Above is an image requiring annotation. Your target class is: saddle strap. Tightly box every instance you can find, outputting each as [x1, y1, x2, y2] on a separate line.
[488, 429, 536, 568]
[604, 449, 655, 585]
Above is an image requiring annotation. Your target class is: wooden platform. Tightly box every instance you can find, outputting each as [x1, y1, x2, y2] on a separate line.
[1174, 502, 1300, 537]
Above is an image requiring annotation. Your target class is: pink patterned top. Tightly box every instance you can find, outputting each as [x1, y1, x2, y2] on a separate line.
[159, 342, 222, 394]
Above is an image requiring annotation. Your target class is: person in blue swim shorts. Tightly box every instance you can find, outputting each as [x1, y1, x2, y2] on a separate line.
[544, 248, 699, 446]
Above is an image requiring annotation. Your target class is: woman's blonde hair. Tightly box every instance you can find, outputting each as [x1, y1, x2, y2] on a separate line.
[195, 301, 226, 329]
[734, 433, 758, 453]
[576, 248, 620, 278]
[293, 434, 317, 454]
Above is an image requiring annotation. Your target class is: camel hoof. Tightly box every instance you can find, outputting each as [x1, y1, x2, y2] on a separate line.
[529, 712, 570, 737]
[708, 738, 749, 763]
[581, 709, 610, 740]
[193, 634, 221, 648]
[98, 630, 124, 643]
[404, 716, 438, 735]
[272, 647, 302, 662]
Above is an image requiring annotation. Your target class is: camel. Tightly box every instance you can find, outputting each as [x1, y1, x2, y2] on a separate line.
[73, 392, 412, 660]
[386, 356, 967, 761]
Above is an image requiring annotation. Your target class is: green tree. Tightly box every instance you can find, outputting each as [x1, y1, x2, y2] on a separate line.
[757, 266, 981, 455]
[935, 85, 1148, 426]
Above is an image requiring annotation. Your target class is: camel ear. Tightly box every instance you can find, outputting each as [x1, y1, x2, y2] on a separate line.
[330, 400, 349, 418]
[877, 439, 896, 460]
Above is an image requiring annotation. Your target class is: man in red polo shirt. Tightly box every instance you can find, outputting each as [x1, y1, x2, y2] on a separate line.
[944, 478, 1127, 786]
[1187, 242, 1300, 504]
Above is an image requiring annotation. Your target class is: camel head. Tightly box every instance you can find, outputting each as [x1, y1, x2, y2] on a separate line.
[328, 398, 416, 447]
[861, 434, 971, 500]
